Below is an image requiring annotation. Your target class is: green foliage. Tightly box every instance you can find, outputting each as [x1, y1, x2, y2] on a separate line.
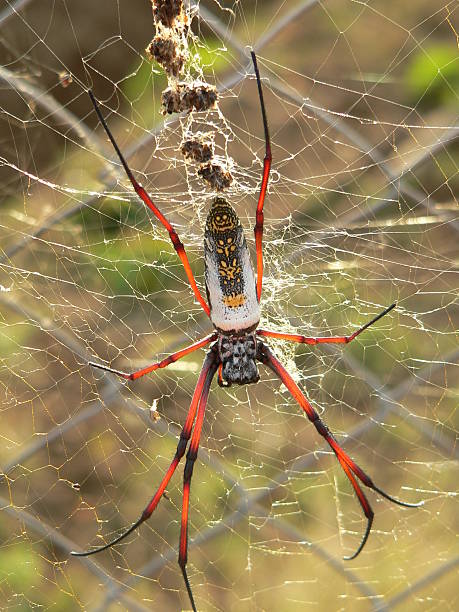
[76, 197, 144, 241]
[0, 544, 43, 596]
[406, 43, 459, 107]
[191, 38, 229, 72]
[90, 234, 175, 296]
[123, 55, 166, 119]
[0, 320, 34, 360]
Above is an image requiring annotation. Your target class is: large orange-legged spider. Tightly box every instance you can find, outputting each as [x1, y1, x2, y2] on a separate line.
[72, 52, 421, 612]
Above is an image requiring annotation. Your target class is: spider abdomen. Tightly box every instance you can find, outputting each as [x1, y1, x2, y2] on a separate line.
[204, 197, 260, 333]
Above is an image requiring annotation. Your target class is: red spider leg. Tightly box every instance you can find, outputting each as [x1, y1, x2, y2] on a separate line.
[251, 51, 272, 302]
[89, 332, 218, 380]
[333, 451, 373, 560]
[88, 90, 210, 317]
[71, 350, 217, 558]
[179, 359, 218, 612]
[217, 362, 224, 386]
[257, 303, 396, 345]
[258, 342, 422, 560]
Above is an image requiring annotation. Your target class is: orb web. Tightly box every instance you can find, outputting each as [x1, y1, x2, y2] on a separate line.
[0, 1, 457, 610]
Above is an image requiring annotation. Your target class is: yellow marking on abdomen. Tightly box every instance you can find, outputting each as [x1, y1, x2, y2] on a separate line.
[223, 293, 246, 308]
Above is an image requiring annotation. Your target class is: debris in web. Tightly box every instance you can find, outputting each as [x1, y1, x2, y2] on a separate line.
[152, 0, 184, 29]
[181, 133, 214, 163]
[146, 35, 184, 77]
[161, 82, 218, 114]
[150, 398, 161, 422]
[58, 71, 73, 88]
[198, 162, 233, 191]
[146, 0, 231, 193]
[146, 0, 189, 79]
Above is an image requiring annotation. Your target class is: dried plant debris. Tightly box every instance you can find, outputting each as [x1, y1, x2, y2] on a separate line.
[146, 35, 184, 77]
[198, 163, 233, 191]
[161, 82, 218, 115]
[181, 133, 214, 163]
[148, 0, 227, 192]
[147, 1, 188, 78]
[152, 0, 184, 29]
[58, 71, 73, 88]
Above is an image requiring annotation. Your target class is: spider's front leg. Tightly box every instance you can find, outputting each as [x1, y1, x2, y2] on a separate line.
[71, 350, 218, 559]
[89, 332, 217, 380]
[179, 357, 218, 612]
[257, 341, 422, 559]
[257, 302, 396, 345]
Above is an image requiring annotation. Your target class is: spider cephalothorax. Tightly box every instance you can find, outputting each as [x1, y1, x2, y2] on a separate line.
[217, 333, 260, 386]
[76, 52, 421, 612]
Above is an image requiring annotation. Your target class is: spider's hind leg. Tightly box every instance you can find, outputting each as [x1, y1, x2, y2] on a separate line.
[88, 89, 210, 317]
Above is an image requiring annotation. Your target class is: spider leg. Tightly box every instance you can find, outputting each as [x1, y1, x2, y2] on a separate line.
[179, 358, 217, 612]
[333, 452, 373, 560]
[257, 303, 396, 345]
[71, 350, 217, 557]
[217, 362, 226, 387]
[258, 342, 422, 560]
[89, 332, 218, 380]
[251, 51, 272, 302]
[88, 90, 210, 317]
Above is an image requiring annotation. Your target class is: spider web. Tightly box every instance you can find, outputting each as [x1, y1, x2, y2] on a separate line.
[0, 0, 458, 610]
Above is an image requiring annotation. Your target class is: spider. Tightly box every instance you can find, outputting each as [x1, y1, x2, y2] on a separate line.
[72, 52, 421, 611]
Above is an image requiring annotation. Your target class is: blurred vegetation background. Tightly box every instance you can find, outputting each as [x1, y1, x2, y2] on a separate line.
[0, 0, 458, 610]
